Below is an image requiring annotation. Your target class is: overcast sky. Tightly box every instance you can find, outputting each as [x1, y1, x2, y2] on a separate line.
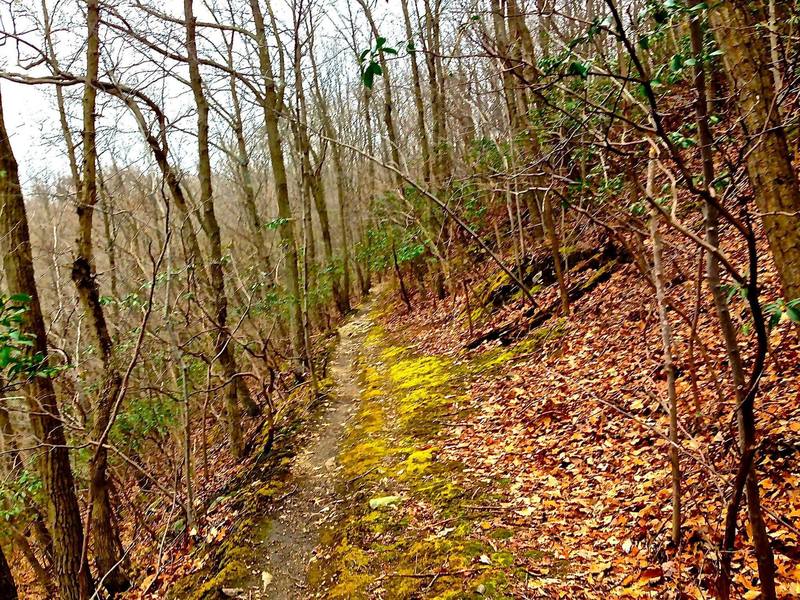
[0, 0, 410, 189]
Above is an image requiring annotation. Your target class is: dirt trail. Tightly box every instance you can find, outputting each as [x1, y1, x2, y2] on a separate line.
[251, 298, 374, 599]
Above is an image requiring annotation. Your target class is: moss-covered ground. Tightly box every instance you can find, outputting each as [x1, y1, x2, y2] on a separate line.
[309, 307, 562, 599]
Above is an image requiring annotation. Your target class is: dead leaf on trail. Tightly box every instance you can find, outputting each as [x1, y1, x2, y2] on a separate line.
[368, 495, 402, 509]
[261, 570, 273, 591]
[588, 561, 613, 574]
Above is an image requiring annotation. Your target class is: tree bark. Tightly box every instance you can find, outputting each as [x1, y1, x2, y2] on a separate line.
[647, 153, 681, 545]
[225, 38, 274, 284]
[309, 48, 351, 315]
[248, 0, 307, 377]
[185, 0, 254, 458]
[72, 1, 131, 592]
[692, 11, 777, 596]
[0, 544, 17, 600]
[357, 0, 404, 186]
[291, 17, 342, 320]
[0, 85, 94, 600]
[422, 0, 450, 185]
[401, 0, 433, 184]
[710, 0, 800, 300]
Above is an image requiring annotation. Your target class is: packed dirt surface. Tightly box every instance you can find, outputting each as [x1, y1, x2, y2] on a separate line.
[246, 298, 375, 598]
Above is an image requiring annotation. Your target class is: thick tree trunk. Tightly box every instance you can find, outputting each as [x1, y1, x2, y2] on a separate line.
[0, 86, 94, 600]
[710, 0, 800, 300]
[0, 545, 17, 600]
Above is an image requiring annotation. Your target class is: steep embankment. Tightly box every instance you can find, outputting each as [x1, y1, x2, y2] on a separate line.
[150, 242, 800, 599]
[331, 243, 800, 599]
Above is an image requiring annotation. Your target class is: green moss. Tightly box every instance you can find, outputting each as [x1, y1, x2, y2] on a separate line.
[312, 313, 557, 599]
[472, 318, 567, 374]
[580, 260, 617, 290]
[335, 538, 372, 569]
[490, 528, 514, 541]
[482, 269, 511, 301]
[364, 324, 386, 349]
[341, 438, 390, 480]
[403, 448, 435, 475]
[256, 480, 284, 499]
[413, 476, 463, 504]
[193, 560, 250, 598]
[491, 550, 515, 567]
[328, 572, 374, 599]
[389, 354, 453, 390]
[473, 570, 513, 598]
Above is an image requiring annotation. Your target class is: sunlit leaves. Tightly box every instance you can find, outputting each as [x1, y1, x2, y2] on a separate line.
[265, 216, 289, 230]
[568, 60, 590, 80]
[764, 298, 800, 329]
[361, 60, 382, 89]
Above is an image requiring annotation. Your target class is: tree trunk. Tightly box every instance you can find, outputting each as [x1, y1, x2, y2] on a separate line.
[647, 153, 681, 545]
[98, 175, 119, 299]
[11, 527, 55, 598]
[692, 12, 777, 596]
[0, 545, 17, 600]
[249, 0, 307, 377]
[309, 47, 352, 315]
[185, 0, 253, 458]
[357, 0, 404, 186]
[422, 0, 450, 185]
[0, 86, 94, 600]
[392, 242, 413, 312]
[401, 0, 433, 184]
[72, 2, 131, 592]
[225, 41, 274, 284]
[710, 0, 800, 300]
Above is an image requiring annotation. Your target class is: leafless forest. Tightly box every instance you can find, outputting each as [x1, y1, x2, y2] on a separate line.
[1, 0, 800, 598]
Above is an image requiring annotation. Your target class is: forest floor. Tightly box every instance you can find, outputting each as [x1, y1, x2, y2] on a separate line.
[135, 239, 800, 600]
[164, 295, 380, 599]
[302, 239, 800, 599]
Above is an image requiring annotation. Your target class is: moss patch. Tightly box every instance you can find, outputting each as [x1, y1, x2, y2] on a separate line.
[471, 318, 567, 374]
[312, 325, 538, 599]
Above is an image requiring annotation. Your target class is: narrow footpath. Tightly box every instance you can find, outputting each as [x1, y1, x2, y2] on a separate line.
[251, 298, 375, 598]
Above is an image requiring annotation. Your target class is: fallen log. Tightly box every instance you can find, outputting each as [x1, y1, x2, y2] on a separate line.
[466, 242, 626, 349]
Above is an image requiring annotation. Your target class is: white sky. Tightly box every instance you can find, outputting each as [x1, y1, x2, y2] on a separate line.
[0, 0, 407, 187]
